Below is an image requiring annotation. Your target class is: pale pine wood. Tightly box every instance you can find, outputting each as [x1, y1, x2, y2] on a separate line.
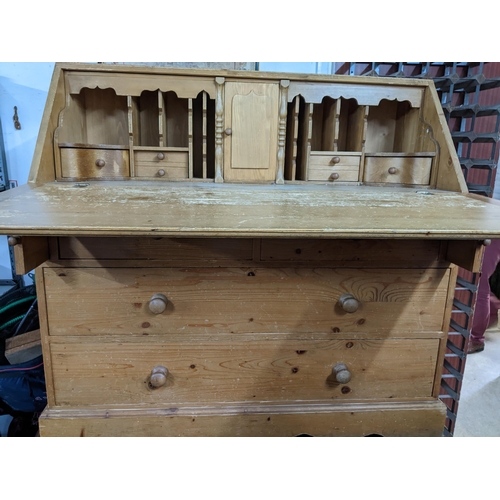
[260, 238, 443, 267]
[5, 329, 41, 356]
[275, 80, 289, 184]
[308, 153, 360, 182]
[12, 236, 49, 274]
[4, 182, 500, 238]
[223, 81, 280, 182]
[134, 151, 188, 179]
[43, 267, 451, 337]
[284, 97, 300, 180]
[48, 337, 439, 406]
[38, 400, 447, 437]
[421, 86, 467, 193]
[214, 77, 224, 182]
[29, 65, 65, 184]
[60, 148, 130, 179]
[298, 102, 313, 180]
[58, 237, 254, 261]
[288, 82, 423, 107]
[364, 156, 432, 185]
[321, 98, 339, 151]
[8, 64, 500, 437]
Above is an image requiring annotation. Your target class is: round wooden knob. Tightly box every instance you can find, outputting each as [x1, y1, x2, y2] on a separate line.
[329, 173, 340, 181]
[388, 167, 398, 175]
[157, 153, 165, 160]
[330, 156, 341, 165]
[157, 169, 166, 177]
[333, 363, 351, 384]
[149, 293, 168, 314]
[7, 236, 20, 246]
[225, 128, 232, 135]
[149, 365, 168, 388]
[483, 239, 492, 246]
[338, 293, 360, 313]
[95, 159, 106, 168]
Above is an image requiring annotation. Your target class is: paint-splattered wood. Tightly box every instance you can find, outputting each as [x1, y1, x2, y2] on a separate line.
[2, 182, 500, 238]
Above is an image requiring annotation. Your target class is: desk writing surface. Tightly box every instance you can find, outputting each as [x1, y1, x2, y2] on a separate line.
[1, 182, 500, 239]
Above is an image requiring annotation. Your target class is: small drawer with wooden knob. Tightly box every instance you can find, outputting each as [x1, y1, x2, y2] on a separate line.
[363, 155, 433, 185]
[60, 147, 130, 179]
[308, 153, 360, 182]
[134, 150, 188, 179]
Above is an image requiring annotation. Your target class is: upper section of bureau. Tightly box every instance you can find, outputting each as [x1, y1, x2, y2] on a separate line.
[30, 63, 465, 193]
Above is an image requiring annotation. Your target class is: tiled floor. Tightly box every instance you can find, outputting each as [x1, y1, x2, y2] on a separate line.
[453, 323, 500, 437]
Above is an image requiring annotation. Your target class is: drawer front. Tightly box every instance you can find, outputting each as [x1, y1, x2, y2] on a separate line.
[58, 237, 253, 262]
[43, 267, 451, 336]
[308, 154, 360, 182]
[260, 238, 441, 267]
[50, 338, 439, 406]
[134, 151, 188, 179]
[60, 148, 129, 179]
[363, 156, 432, 185]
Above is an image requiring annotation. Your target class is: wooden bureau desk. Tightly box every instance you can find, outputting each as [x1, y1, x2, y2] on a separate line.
[2, 63, 500, 436]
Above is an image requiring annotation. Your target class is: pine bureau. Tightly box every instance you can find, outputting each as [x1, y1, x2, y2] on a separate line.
[2, 63, 500, 436]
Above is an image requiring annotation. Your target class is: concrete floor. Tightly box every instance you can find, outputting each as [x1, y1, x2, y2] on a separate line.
[453, 323, 500, 437]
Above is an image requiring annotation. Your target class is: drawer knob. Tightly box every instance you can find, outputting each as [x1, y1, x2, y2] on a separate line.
[338, 293, 360, 313]
[388, 167, 398, 175]
[225, 128, 232, 136]
[330, 156, 341, 165]
[95, 159, 106, 168]
[149, 293, 169, 314]
[333, 363, 352, 384]
[157, 153, 165, 160]
[157, 169, 166, 177]
[149, 365, 168, 388]
[483, 239, 492, 246]
[329, 173, 340, 181]
[7, 236, 20, 246]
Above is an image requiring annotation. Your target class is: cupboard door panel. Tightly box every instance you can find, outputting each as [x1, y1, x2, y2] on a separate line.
[224, 82, 279, 182]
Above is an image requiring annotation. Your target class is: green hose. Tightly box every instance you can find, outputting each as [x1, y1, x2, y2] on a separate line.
[0, 296, 36, 317]
[0, 314, 26, 331]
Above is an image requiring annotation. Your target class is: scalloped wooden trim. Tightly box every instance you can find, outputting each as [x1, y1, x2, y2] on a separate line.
[288, 82, 423, 107]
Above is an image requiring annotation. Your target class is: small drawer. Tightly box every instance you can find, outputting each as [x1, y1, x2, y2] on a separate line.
[58, 237, 253, 262]
[60, 148, 129, 179]
[364, 156, 432, 185]
[308, 154, 360, 182]
[50, 337, 439, 406]
[134, 151, 188, 179]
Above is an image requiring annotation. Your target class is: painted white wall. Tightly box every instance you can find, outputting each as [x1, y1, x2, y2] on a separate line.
[0, 63, 55, 279]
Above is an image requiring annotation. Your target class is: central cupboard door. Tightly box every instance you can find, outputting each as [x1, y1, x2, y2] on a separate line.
[224, 82, 280, 182]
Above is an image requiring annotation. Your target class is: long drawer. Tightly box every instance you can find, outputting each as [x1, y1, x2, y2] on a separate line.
[43, 267, 452, 336]
[49, 337, 439, 406]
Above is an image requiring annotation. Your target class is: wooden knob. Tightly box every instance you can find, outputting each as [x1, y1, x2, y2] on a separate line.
[338, 293, 360, 313]
[330, 156, 341, 164]
[149, 293, 168, 314]
[149, 365, 168, 388]
[157, 153, 165, 160]
[329, 173, 340, 181]
[333, 363, 352, 384]
[157, 169, 166, 177]
[388, 167, 398, 175]
[483, 239, 492, 246]
[95, 159, 106, 168]
[7, 236, 20, 246]
[225, 128, 232, 135]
